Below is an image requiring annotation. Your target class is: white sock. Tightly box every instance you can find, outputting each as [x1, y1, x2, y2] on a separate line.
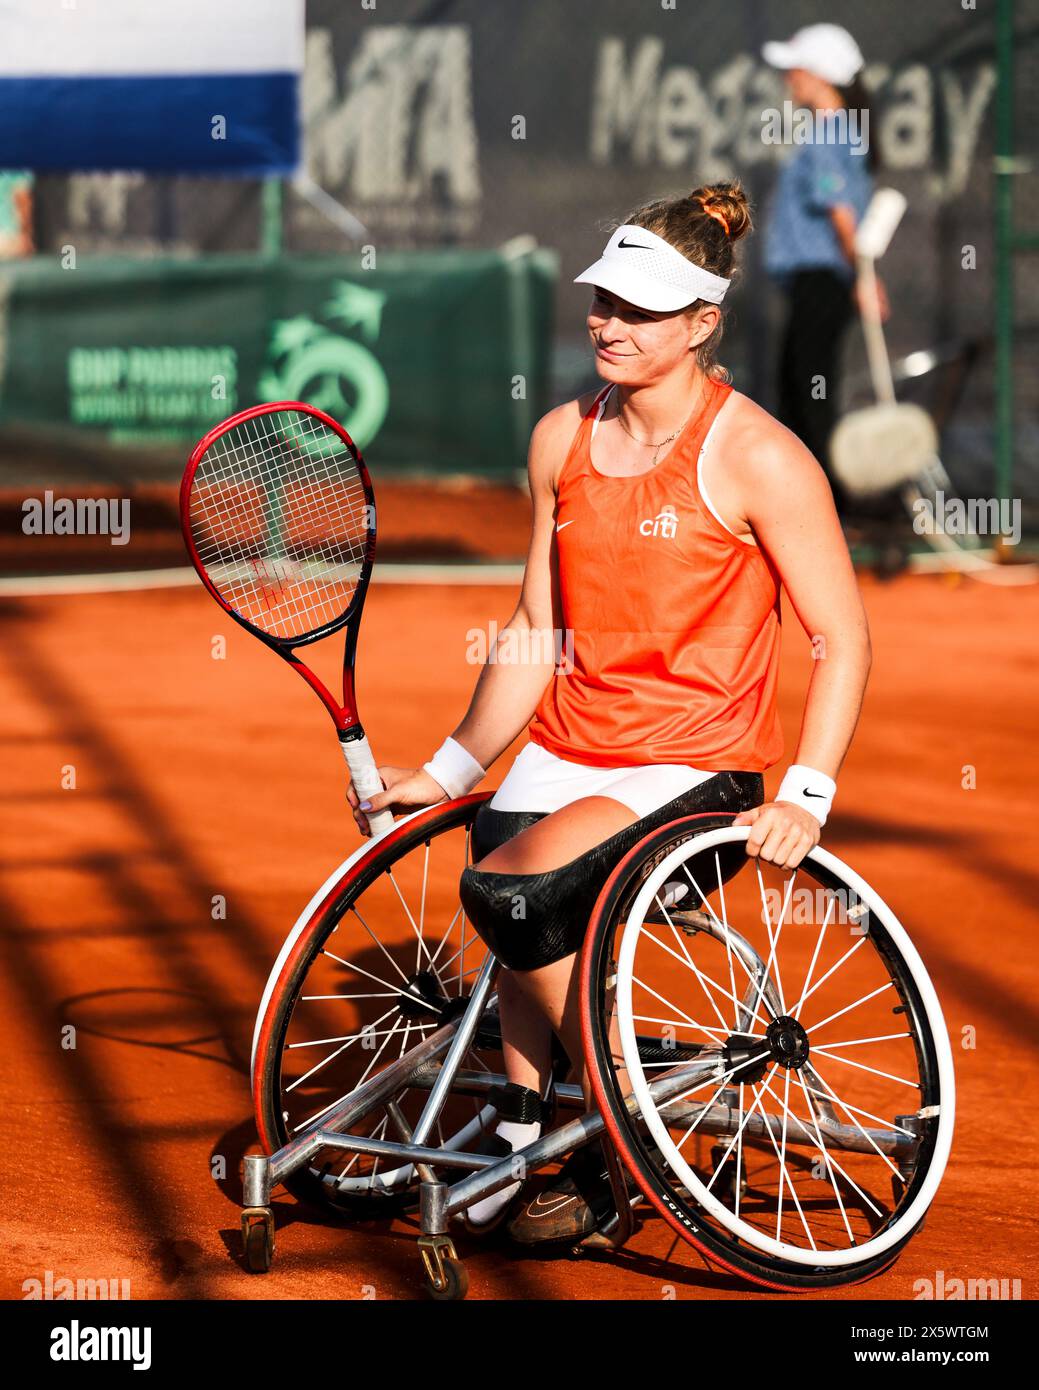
[466, 1119, 541, 1226]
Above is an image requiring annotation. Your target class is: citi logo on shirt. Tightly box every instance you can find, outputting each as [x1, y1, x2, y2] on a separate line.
[639, 505, 678, 539]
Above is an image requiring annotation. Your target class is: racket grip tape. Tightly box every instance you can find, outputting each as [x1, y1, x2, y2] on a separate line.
[340, 733, 394, 835]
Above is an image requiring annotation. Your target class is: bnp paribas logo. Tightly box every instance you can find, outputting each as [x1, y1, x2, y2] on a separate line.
[258, 281, 390, 448]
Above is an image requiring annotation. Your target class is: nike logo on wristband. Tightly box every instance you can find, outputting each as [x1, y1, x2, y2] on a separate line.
[802, 789, 826, 798]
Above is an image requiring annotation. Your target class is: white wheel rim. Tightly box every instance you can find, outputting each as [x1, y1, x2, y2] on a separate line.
[616, 826, 955, 1268]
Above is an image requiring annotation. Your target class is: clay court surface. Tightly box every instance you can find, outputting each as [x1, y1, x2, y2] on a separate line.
[1, 533, 1037, 1300]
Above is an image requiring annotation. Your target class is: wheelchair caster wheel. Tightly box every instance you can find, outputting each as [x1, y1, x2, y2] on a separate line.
[418, 1234, 468, 1301]
[428, 1256, 468, 1302]
[242, 1208, 274, 1273]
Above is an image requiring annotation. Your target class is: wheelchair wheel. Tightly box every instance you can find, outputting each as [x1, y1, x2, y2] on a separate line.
[581, 814, 955, 1291]
[252, 794, 502, 1217]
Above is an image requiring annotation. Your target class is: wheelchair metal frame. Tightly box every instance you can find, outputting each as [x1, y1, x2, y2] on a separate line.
[242, 894, 926, 1292]
[243, 954, 645, 1266]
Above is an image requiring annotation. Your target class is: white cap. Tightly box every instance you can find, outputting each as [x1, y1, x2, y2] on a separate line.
[574, 224, 730, 312]
[762, 24, 864, 87]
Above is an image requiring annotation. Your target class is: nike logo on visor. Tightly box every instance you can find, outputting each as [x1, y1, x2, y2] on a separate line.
[618, 236, 653, 250]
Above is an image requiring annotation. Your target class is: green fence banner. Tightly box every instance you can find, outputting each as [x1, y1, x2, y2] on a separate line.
[0, 247, 557, 477]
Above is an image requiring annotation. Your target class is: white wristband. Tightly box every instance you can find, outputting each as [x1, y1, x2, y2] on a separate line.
[423, 736, 486, 801]
[776, 764, 836, 826]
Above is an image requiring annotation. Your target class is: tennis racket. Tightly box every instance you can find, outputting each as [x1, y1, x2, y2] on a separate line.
[180, 400, 394, 835]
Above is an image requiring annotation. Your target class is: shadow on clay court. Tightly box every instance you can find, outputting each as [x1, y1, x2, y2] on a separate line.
[57, 987, 249, 1074]
[0, 603, 284, 1292]
[828, 812, 1039, 1047]
[3, 596, 1036, 1295]
[0, 879, 218, 1296]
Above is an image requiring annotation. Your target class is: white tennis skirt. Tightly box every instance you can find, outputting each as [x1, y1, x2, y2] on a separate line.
[489, 741, 717, 820]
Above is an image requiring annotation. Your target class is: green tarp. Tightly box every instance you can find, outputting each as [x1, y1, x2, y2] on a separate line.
[0, 248, 556, 476]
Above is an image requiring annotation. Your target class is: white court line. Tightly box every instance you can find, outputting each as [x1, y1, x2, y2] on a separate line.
[5, 551, 1034, 598]
[906, 547, 999, 572]
[0, 563, 526, 597]
[906, 547, 1039, 584]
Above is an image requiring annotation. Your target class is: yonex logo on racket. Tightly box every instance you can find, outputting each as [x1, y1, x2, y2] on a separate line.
[638, 505, 679, 540]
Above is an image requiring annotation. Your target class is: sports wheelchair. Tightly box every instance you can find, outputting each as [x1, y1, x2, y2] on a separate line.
[241, 794, 954, 1299]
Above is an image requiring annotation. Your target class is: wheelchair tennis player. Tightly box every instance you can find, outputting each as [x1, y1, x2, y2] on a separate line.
[347, 181, 871, 1246]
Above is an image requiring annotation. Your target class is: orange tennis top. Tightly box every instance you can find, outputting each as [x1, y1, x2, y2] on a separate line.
[528, 379, 783, 771]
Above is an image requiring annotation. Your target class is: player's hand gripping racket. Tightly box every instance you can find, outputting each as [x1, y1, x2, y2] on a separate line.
[180, 401, 393, 835]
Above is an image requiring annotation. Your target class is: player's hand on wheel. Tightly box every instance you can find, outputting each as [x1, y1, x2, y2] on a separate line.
[733, 802, 821, 870]
[347, 766, 449, 836]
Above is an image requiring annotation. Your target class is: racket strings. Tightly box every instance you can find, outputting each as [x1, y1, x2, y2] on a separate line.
[188, 410, 371, 640]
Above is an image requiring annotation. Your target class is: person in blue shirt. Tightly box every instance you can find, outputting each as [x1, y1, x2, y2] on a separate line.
[762, 26, 883, 512]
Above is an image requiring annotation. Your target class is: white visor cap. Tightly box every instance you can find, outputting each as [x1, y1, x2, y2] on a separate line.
[574, 224, 731, 312]
[762, 24, 864, 87]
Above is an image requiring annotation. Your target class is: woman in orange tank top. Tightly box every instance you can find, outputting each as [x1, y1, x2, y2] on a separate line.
[348, 182, 872, 1242]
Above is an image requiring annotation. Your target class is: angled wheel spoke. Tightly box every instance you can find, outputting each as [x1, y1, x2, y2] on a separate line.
[802, 1076, 919, 1141]
[759, 1070, 885, 1226]
[805, 1064, 907, 1178]
[320, 948, 401, 994]
[805, 981, 897, 1036]
[414, 840, 431, 973]
[791, 891, 838, 1018]
[754, 861, 793, 1016]
[303, 991, 400, 1002]
[384, 869, 436, 972]
[794, 934, 870, 1016]
[810, 1047, 920, 1090]
[633, 972, 730, 1040]
[815, 1032, 912, 1049]
[347, 905, 412, 986]
[794, 1070, 857, 1243]
[642, 922, 764, 1026]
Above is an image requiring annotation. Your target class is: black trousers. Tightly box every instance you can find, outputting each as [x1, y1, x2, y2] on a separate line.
[776, 268, 856, 511]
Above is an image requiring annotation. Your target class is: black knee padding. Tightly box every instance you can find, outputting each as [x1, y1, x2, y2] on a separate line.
[459, 855, 606, 971]
[471, 805, 547, 863]
[459, 771, 763, 972]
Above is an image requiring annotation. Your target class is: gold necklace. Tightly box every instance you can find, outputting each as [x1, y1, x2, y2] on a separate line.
[615, 386, 706, 466]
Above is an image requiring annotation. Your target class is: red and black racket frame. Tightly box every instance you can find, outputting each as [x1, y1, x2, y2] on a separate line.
[179, 400, 378, 754]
